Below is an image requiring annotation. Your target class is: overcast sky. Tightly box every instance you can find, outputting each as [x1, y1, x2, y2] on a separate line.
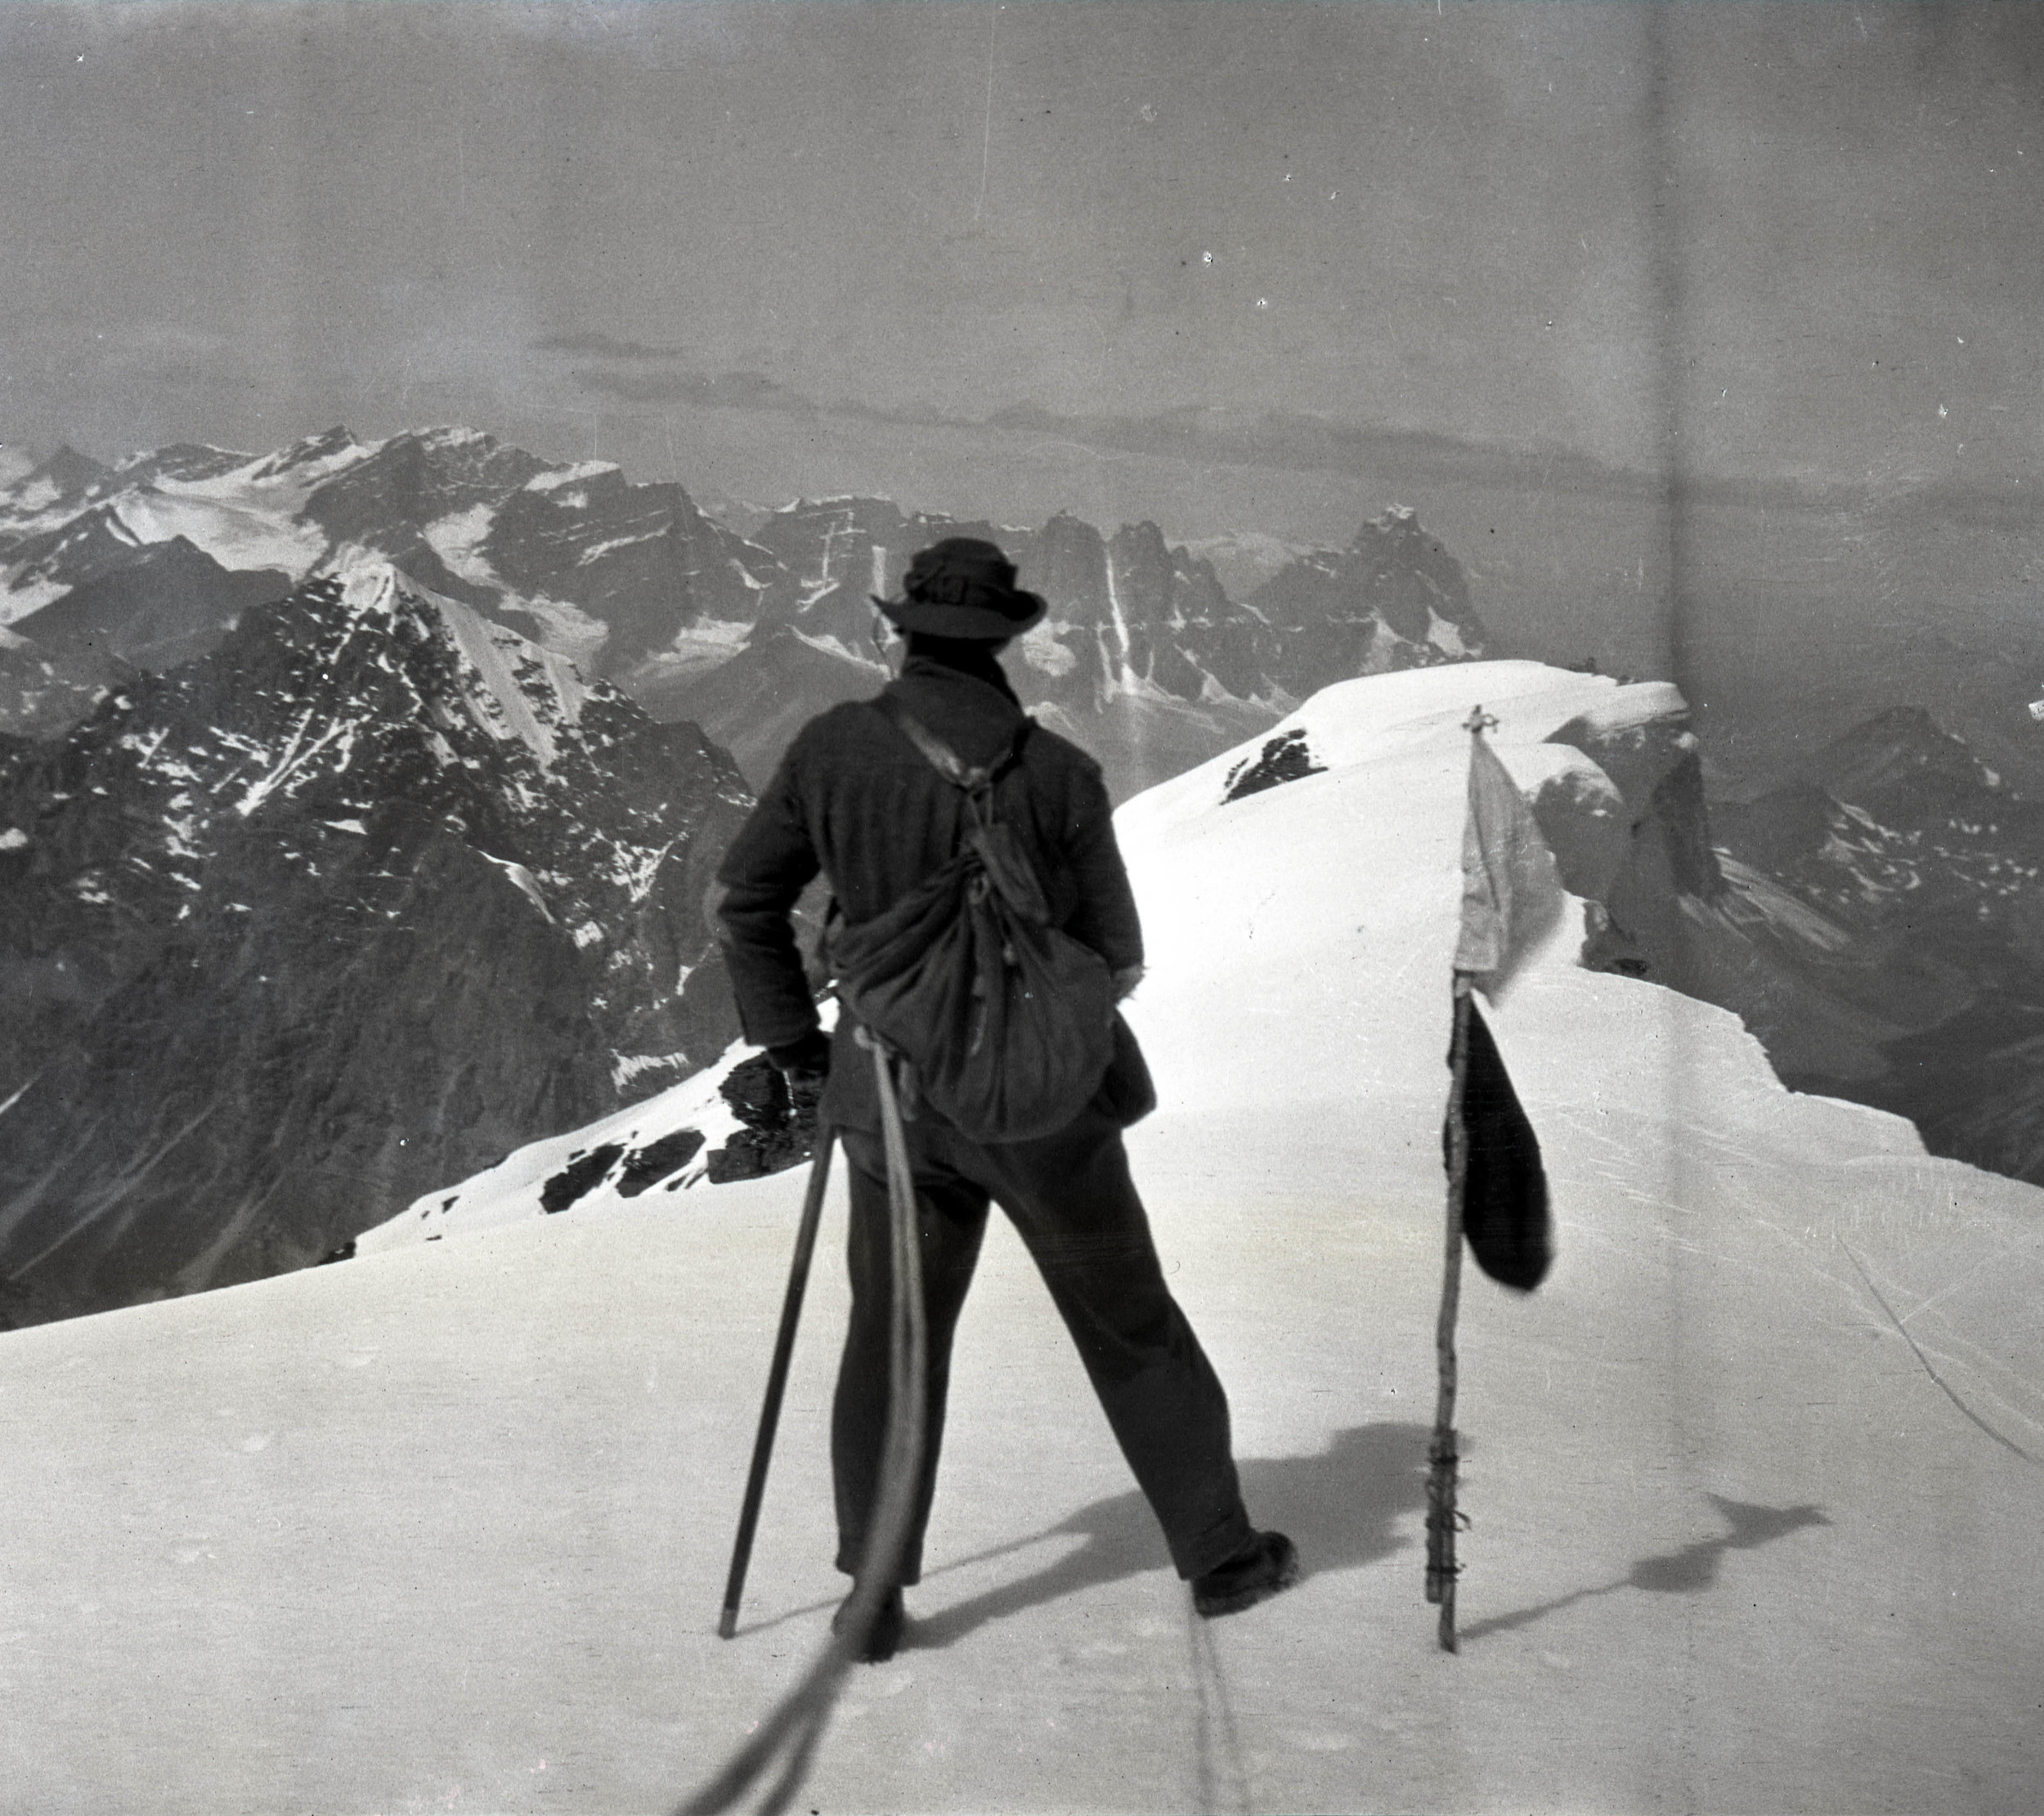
[3, 2, 2040, 508]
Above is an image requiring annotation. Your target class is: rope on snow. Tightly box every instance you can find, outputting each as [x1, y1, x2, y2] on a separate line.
[678, 1034, 930, 1816]
[1186, 1602, 1252, 1815]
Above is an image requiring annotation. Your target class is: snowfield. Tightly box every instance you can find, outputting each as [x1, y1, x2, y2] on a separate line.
[2, 661, 2040, 1815]
[115, 484, 331, 579]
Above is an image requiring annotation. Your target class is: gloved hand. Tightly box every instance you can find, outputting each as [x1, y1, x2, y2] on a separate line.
[767, 1029, 831, 1131]
[768, 1029, 831, 1079]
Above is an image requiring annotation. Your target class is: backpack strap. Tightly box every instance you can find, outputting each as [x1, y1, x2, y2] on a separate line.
[875, 693, 1029, 796]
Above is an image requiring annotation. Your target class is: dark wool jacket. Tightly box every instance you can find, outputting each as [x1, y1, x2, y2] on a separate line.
[712, 654, 1144, 1134]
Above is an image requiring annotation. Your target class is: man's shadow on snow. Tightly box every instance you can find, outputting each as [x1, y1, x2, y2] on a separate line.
[1455, 1493, 1831, 1645]
[908, 1420, 1433, 1651]
[733, 1433, 1827, 1652]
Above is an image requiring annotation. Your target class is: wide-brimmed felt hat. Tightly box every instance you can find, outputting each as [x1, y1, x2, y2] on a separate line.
[872, 536, 1047, 640]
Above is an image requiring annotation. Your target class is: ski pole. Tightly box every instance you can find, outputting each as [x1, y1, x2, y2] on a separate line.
[717, 1128, 836, 1640]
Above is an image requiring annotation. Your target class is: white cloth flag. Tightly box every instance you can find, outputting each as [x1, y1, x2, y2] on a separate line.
[1452, 730, 1567, 1002]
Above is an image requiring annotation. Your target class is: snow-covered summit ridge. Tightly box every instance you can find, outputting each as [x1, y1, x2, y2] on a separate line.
[12, 652, 2042, 1816]
[1118, 659, 1679, 841]
[238, 424, 376, 486]
[1109, 661, 1912, 1161]
[363, 658, 1928, 1258]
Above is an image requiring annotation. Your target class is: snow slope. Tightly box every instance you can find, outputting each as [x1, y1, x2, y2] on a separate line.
[3, 661, 2041, 1815]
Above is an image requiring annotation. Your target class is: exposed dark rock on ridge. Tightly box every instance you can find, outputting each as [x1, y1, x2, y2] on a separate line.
[1223, 728, 1325, 801]
[703, 1051, 816, 1183]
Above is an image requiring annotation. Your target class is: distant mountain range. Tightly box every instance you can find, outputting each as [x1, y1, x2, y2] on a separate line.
[0, 427, 1490, 798]
[0, 425, 1497, 1327]
[2, 423, 2037, 1334]
[0, 428, 770, 737]
[1710, 706, 2044, 1185]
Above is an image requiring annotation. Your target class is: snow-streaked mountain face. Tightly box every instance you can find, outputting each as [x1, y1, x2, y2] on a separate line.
[482, 461, 777, 673]
[0, 536, 292, 736]
[1241, 504, 1481, 686]
[0, 427, 781, 720]
[0, 445, 111, 536]
[1712, 706, 2044, 1183]
[1, 432, 1488, 804]
[0, 558, 751, 1329]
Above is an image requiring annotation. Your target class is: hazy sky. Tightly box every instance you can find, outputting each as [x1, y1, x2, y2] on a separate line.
[3, 2, 2040, 507]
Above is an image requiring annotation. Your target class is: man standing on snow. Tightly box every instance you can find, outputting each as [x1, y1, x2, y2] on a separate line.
[711, 536, 1297, 1661]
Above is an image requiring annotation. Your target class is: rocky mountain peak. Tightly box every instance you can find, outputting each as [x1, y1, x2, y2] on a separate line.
[1, 500, 150, 615]
[12, 533, 289, 679]
[301, 428, 549, 549]
[485, 464, 773, 674]
[0, 559, 751, 1328]
[12, 446, 112, 511]
[1797, 704, 2008, 810]
[1244, 506, 1484, 692]
[1707, 706, 2044, 1184]
[111, 443, 257, 487]
[241, 425, 369, 484]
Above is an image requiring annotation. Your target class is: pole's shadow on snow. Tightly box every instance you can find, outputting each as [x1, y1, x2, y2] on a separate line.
[1455, 1493, 1831, 1644]
[908, 1421, 1434, 1650]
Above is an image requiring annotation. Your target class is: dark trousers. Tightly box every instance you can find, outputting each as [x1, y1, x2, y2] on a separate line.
[832, 1105, 1253, 1587]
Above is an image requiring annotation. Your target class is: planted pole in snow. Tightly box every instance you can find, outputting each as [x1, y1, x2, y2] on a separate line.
[1427, 974, 1474, 1650]
[1428, 706, 1561, 1652]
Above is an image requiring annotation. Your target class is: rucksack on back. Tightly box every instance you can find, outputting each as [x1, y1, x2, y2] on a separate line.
[827, 696, 1118, 1143]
